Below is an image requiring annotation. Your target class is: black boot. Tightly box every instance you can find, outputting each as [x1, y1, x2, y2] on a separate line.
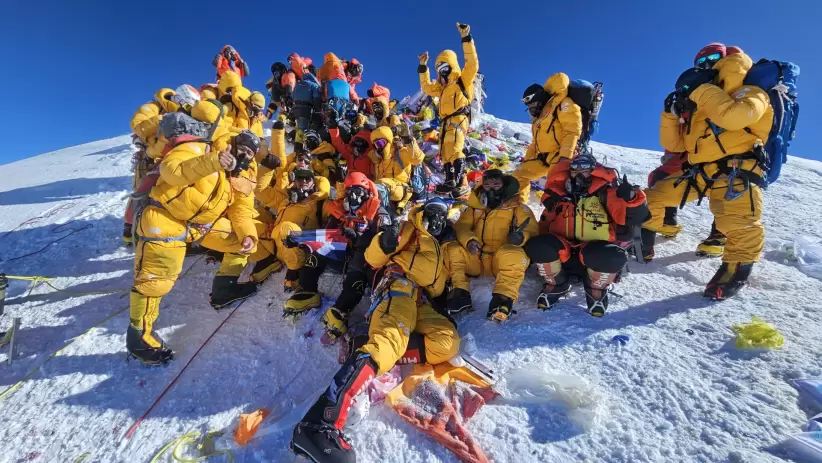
[583, 271, 617, 317]
[704, 262, 753, 300]
[435, 162, 456, 194]
[122, 222, 133, 246]
[487, 293, 514, 322]
[209, 275, 257, 309]
[640, 227, 657, 261]
[537, 279, 571, 311]
[696, 221, 727, 257]
[291, 353, 377, 463]
[663, 207, 678, 227]
[334, 271, 367, 314]
[250, 254, 283, 283]
[284, 269, 300, 293]
[452, 158, 470, 198]
[446, 287, 473, 314]
[126, 325, 174, 365]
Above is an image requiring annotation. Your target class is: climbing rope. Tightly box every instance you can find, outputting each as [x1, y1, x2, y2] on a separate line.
[2, 222, 93, 262]
[150, 430, 233, 463]
[0, 304, 129, 401]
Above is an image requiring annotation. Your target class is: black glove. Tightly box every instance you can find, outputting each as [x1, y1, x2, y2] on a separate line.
[272, 120, 285, 130]
[508, 229, 524, 246]
[663, 92, 676, 113]
[378, 224, 400, 254]
[260, 154, 281, 170]
[616, 174, 636, 201]
[283, 234, 299, 248]
[671, 92, 697, 117]
[327, 118, 339, 129]
[342, 226, 360, 241]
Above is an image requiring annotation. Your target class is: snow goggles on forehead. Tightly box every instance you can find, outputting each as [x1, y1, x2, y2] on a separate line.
[373, 138, 388, 151]
[695, 52, 722, 69]
[570, 157, 596, 171]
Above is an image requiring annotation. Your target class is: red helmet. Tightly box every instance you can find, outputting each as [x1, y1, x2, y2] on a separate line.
[726, 45, 744, 55]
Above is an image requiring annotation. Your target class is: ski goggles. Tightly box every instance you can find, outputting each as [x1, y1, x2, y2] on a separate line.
[695, 52, 722, 69]
[521, 93, 539, 104]
[348, 63, 363, 76]
[570, 156, 596, 172]
[436, 62, 451, 75]
[373, 138, 388, 151]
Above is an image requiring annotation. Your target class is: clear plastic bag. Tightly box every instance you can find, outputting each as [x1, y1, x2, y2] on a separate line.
[785, 236, 822, 280]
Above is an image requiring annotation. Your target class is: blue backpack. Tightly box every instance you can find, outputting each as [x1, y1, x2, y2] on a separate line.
[325, 79, 351, 101]
[742, 59, 800, 186]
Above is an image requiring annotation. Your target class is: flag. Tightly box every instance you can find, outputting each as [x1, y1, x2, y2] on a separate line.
[290, 229, 348, 261]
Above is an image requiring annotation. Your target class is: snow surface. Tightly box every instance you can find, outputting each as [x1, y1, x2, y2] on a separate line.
[1, 113, 822, 463]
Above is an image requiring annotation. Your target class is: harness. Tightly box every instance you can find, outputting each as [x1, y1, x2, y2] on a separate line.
[437, 78, 472, 148]
[366, 264, 419, 319]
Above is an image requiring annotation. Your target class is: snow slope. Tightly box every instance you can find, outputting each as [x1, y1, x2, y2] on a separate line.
[1, 115, 822, 463]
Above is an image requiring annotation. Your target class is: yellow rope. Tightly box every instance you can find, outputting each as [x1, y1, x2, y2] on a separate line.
[0, 305, 129, 401]
[150, 430, 233, 463]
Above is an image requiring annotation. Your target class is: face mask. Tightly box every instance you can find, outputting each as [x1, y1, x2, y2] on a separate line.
[566, 174, 592, 195]
[422, 210, 447, 236]
[289, 185, 312, 203]
[343, 186, 369, 212]
[306, 137, 320, 152]
[481, 188, 504, 209]
[373, 104, 385, 121]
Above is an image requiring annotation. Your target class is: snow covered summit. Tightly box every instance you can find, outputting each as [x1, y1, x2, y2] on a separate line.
[1, 114, 822, 462]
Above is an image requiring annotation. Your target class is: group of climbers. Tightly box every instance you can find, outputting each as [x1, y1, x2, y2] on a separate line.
[121, 30, 796, 461]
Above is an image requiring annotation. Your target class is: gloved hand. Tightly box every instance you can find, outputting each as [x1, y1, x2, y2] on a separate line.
[508, 228, 524, 246]
[663, 91, 676, 113]
[418, 52, 429, 66]
[283, 233, 299, 249]
[616, 174, 637, 201]
[467, 239, 481, 255]
[671, 92, 697, 117]
[457, 22, 471, 38]
[379, 224, 400, 254]
[322, 307, 348, 342]
[260, 154, 281, 170]
[342, 226, 360, 241]
[272, 120, 285, 130]
[327, 117, 339, 129]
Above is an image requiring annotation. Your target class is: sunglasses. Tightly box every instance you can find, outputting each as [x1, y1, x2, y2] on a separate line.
[373, 139, 388, 151]
[695, 52, 722, 69]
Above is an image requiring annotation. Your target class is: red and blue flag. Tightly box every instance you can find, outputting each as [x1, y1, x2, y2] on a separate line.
[290, 229, 349, 261]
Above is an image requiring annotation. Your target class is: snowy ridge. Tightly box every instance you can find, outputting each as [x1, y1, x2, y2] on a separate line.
[1, 115, 821, 462]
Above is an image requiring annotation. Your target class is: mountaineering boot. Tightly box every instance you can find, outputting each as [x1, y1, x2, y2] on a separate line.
[446, 287, 473, 315]
[127, 292, 173, 365]
[127, 325, 174, 365]
[284, 269, 300, 293]
[435, 162, 456, 195]
[584, 270, 618, 317]
[663, 207, 678, 227]
[284, 291, 322, 317]
[291, 353, 377, 462]
[209, 276, 257, 309]
[657, 223, 683, 239]
[250, 254, 283, 283]
[696, 222, 727, 257]
[537, 280, 571, 311]
[452, 157, 471, 198]
[487, 293, 514, 322]
[535, 261, 569, 310]
[122, 222, 133, 246]
[640, 228, 657, 262]
[704, 262, 753, 300]
[321, 307, 349, 343]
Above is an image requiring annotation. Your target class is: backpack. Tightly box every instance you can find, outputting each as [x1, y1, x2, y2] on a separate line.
[742, 59, 800, 186]
[409, 164, 428, 196]
[565, 80, 604, 149]
[325, 79, 351, 101]
[375, 183, 391, 209]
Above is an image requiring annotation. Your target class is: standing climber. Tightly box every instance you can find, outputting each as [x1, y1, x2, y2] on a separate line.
[212, 45, 249, 80]
[418, 22, 478, 198]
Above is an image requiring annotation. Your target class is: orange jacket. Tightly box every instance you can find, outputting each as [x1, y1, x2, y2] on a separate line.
[289, 53, 313, 80]
[539, 159, 648, 243]
[213, 45, 249, 77]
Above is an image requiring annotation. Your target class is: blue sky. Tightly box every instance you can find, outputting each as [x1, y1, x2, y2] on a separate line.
[2, 0, 819, 165]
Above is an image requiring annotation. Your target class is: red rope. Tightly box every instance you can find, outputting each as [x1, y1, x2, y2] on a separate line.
[124, 300, 245, 439]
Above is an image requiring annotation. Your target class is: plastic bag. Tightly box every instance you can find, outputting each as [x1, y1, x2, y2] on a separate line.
[731, 316, 784, 349]
[791, 378, 822, 410]
[368, 366, 402, 403]
[501, 368, 602, 431]
[784, 236, 822, 280]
